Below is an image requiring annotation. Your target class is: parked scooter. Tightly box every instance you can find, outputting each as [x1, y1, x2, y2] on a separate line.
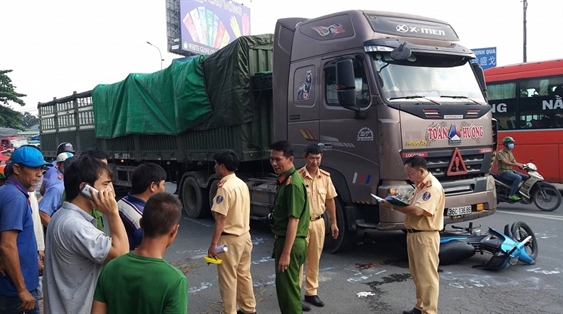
[491, 161, 562, 212]
[439, 221, 538, 270]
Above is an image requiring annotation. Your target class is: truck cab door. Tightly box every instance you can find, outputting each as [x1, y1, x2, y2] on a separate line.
[319, 55, 379, 202]
[287, 62, 320, 157]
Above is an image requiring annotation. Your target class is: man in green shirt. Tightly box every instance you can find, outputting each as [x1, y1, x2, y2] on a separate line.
[270, 140, 310, 314]
[91, 192, 187, 314]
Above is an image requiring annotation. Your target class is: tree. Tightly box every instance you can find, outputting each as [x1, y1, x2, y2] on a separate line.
[22, 112, 39, 128]
[0, 69, 26, 130]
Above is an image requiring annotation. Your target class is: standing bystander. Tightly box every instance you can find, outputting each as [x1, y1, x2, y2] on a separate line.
[38, 152, 72, 227]
[91, 192, 188, 314]
[80, 147, 109, 231]
[0, 146, 51, 314]
[117, 163, 167, 250]
[43, 154, 129, 314]
[39, 142, 74, 196]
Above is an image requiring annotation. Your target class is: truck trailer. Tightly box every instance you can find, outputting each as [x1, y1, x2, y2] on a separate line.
[38, 10, 497, 253]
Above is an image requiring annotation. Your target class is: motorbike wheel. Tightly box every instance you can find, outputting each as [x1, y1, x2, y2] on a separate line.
[532, 184, 562, 212]
[511, 221, 538, 260]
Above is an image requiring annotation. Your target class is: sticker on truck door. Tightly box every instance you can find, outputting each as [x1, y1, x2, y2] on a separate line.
[296, 70, 313, 101]
[357, 127, 374, 142]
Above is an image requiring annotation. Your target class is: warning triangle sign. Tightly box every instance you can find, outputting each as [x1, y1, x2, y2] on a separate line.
[447, 147, 468, 176]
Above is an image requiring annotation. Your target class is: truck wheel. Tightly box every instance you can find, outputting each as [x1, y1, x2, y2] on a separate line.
[208, 179, 220, 220]
[323, 198, 355, 254]
[181, 177, 206, 218]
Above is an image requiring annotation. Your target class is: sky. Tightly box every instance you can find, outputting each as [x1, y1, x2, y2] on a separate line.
[1, 0, 562, 116]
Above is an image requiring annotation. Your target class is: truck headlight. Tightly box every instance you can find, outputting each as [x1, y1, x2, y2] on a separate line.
[387, 185, 414, 203]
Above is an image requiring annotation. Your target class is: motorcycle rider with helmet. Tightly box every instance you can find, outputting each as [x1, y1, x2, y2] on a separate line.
[40, 142, 75, 196]
[496, 136, 527, 201]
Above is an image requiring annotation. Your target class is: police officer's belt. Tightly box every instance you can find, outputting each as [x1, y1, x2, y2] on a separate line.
[274, 235, 306, 240]
[405, 229, 438, 233]
[310, 215, 323, 221]
[221, 232, 236, 236]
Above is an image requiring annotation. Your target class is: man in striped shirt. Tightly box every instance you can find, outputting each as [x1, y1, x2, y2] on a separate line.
[117, 163, 167, 250]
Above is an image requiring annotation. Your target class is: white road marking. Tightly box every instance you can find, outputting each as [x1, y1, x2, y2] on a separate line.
[496, 210, 563, 221]
[183, 217, 211, 227]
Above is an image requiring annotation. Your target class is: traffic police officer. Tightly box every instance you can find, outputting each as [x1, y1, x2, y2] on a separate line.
[298, 144, 338, 310]
[207, 150, 257, 314]
[270, 140, 309, 314]
[381, 156, 445, 314]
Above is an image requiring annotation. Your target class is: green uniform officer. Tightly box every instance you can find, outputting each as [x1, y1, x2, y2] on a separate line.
[270, 140, 310, 314]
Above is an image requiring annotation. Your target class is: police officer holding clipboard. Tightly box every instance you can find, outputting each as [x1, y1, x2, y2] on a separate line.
[379, 156, 445, 314]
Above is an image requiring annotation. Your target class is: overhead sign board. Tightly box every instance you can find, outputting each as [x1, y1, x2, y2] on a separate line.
[470, 47, 497, 70]
[180, 0, 251, 55]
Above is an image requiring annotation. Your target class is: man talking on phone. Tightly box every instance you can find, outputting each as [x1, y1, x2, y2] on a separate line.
[43, 155, 129, 314]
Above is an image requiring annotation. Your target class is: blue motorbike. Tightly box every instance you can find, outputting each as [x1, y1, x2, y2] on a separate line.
[439, 221, 538, 270]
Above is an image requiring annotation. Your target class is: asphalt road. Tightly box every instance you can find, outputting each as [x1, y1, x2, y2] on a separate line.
[160, 184, 562, 314]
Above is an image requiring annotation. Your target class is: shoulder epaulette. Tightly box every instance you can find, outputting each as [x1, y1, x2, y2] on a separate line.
[298, 167, 306, 176]
[217, 180, 225, 188]
[319, 169, 331, 177]
[418, 181, 432, 189]
[286, 175, 293, 186]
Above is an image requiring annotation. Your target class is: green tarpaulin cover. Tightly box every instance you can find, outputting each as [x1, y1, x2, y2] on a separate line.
[92, 34, 274, 138]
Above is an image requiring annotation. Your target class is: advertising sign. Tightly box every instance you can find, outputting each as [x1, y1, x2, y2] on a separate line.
[470, 47, 497, 70]
[180, 0, 251, 55]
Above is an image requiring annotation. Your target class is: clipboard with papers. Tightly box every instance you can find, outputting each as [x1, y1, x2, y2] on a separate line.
[370, 194, 409, 207]
[384, 196, 410, 207]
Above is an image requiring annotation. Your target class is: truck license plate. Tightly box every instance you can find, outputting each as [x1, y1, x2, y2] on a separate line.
[447, 205, 472, 216]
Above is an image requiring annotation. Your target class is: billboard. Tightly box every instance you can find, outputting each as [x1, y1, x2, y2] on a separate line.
[470, 47, 497, 70]
[180, 0, 250, 55]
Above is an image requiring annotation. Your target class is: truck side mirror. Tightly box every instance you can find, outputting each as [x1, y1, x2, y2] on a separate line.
[336, 59, 356, 108]
[471, 62, 487, 100]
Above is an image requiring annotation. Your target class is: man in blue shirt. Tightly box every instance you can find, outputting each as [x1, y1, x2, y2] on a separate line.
[39, 142, 74, 196]
[0, 146, 51, 314]
[117, 163, 167, 250]
[38, 152, 73, 227]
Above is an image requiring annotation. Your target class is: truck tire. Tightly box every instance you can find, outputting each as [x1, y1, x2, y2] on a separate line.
[323, 197, 355, 254]
[181, 177, 206, 218]
[208, 179, 220, 220]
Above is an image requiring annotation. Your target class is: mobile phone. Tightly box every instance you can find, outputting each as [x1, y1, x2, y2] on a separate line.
[80, 184, 99, 200]
[370, 193, 385, 203]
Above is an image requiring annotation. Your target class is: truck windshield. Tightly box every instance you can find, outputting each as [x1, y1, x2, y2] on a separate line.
[371, 52, 485, 104]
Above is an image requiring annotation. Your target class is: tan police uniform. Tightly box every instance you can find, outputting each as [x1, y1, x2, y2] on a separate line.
[298, 167, 337, 297]
[211, 173, 257, 314]
[404, 172, 445, 314]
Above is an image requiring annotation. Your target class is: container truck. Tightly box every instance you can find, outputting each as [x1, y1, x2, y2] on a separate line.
[38, 10, 497, 252]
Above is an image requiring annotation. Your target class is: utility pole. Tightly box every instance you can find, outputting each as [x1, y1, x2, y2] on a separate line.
[523, 0, 528, 62]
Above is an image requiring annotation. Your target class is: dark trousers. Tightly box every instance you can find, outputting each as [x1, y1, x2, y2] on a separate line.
[0, 288, 41, 314]
[274, 237, 307, 314]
